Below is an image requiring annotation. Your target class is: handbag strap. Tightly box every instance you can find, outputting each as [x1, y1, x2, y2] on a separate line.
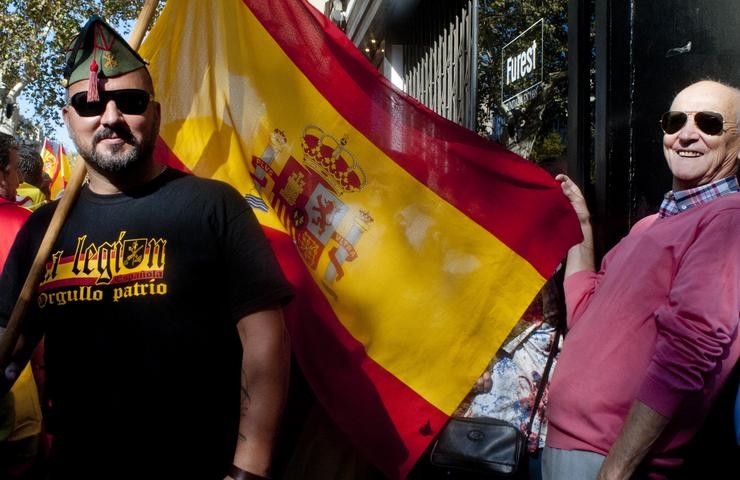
[524, 326, 561, 437]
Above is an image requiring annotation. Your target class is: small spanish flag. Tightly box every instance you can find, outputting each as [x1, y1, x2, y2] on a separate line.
[40, 139, 70, 200]
[140, 1, 581, 477]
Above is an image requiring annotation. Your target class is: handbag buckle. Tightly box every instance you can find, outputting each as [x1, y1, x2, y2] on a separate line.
[467, 429, 485, 441]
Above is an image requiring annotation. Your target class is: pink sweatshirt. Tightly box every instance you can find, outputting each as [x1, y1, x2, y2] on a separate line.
[546, 192, 740, 476]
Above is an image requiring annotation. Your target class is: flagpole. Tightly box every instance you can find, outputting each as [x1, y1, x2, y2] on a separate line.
[0, 0, 161, 373]
[129, 0, 161, 51]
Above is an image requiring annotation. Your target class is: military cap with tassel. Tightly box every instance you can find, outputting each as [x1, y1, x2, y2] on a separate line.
[62, 15, 148, 101]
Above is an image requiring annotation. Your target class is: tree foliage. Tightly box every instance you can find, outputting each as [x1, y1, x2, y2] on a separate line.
[476, 0, 568, 160]
[0, 0, 163, 138]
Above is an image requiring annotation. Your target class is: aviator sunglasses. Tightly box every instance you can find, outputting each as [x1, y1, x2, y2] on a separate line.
[69, 89, 154, 117]
[660, 111, 737, 136]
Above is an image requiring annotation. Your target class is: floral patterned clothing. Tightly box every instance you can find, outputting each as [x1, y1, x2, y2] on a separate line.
[466, 276, 563, 452]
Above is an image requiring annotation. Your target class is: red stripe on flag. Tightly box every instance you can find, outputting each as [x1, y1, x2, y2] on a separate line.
[263, 224, 448, 478]
[240, 0, 580, 278]
[154, 137, 191, 173]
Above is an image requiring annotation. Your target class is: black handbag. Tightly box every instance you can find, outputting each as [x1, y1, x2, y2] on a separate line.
[429, 328, 561, 477]
[430, 416, 526, 476]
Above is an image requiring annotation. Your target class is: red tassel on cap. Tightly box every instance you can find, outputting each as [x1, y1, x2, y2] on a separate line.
[87, 57, 99, 102]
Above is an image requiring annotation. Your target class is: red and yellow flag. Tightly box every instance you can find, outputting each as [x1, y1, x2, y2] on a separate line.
[41, 139, 70, 200]
[140, 1, 581, 477]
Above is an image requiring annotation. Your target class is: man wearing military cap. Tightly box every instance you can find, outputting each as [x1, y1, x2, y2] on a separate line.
[0, 16, 293, 479]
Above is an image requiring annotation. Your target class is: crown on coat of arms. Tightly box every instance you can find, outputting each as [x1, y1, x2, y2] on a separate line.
[358, 209, 374, 225]
[301, 125, 367, 195]
[270, 129, 287, 146]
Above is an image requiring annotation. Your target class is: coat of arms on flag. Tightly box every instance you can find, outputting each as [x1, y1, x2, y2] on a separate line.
[251, 127, 373, 296]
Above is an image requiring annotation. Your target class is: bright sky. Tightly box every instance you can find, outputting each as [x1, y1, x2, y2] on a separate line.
[17, 96, 72, 149]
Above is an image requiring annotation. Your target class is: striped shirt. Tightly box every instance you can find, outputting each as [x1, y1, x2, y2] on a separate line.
[658, 176, 739, 218]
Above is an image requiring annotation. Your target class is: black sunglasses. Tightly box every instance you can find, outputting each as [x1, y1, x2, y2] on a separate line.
[660, 111, 737, 136]
[69, 89, 154, 117]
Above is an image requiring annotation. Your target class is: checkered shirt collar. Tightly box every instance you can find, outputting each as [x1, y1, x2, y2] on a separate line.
[658, 176, 739, 218]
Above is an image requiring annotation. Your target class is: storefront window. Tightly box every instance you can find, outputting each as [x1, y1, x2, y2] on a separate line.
[477, 0, 570, 163]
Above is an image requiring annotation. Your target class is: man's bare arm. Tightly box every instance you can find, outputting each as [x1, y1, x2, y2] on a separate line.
[229, 308, 290, 478]
[597, 400, 669, 480]
[556, 174, 596, 276]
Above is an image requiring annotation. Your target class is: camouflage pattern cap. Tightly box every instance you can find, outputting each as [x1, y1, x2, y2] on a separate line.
[62, 15, 147, 98]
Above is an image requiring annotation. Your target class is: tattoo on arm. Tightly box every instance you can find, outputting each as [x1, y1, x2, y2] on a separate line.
[240, 367, 251, 411]
[238, 367, 250, 442]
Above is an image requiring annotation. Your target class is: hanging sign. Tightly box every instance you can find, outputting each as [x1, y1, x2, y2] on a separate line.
[501, 19, 544, 111]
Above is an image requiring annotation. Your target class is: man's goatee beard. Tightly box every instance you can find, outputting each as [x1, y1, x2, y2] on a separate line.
[73, 126, 156, 173]
[88, 145, 153, 173]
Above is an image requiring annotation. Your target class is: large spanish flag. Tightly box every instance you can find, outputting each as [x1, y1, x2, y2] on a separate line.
[140, 1, 581, 477]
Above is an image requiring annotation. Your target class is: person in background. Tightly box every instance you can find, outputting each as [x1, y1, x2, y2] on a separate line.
[0, 132, 45, 480]
[544, 80, 739, 479]
[38, 173, 51, 202]
[0, 17, 293, 479]
[15, 143, 47, 211]
[0, 133, 26, 248]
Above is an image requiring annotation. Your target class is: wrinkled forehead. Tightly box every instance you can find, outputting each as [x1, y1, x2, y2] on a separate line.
[671, 83, 737, 120]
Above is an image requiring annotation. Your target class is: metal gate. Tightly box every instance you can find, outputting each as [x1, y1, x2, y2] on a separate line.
[402, 0, 477, 130]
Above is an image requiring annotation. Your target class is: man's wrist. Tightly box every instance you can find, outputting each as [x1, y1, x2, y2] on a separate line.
[227, 464, 270, 480]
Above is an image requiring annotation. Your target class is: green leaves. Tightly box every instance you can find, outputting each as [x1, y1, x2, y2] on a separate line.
[476, 0, 570, 160]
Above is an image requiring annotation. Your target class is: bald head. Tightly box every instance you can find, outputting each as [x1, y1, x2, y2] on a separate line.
[672, 80, 740, 124]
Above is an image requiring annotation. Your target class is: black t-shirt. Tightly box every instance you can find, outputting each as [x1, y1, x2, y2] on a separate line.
[0, 168, 293, 478]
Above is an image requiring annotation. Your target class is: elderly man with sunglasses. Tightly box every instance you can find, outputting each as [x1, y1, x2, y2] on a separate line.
[0, 17, 293, 480]
[542, 79, 740, 480]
